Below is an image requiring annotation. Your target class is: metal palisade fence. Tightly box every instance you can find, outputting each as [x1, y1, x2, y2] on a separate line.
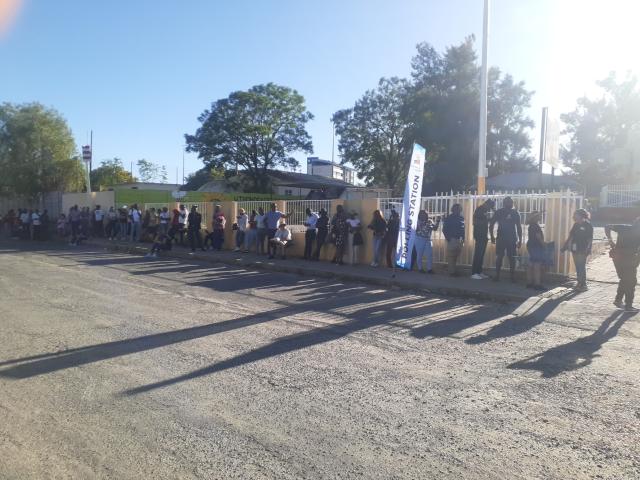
[600, 184, 640, 208]
[379, 190, 583, 276]
[285, 200, 333, 228]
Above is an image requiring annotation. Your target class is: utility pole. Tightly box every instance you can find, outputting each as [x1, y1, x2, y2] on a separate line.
[477, 0, 490, 194]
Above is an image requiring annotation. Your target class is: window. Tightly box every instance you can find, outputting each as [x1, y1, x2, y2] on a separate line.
[284, 189, 293, 196]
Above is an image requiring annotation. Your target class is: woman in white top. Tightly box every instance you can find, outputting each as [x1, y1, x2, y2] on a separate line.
[235, 208, 248, 252]
[346, 212, 363, 265]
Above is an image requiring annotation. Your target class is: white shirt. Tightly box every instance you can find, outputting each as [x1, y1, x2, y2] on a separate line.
[305, 213, 319, 230]
[94, 209, 104, 221]
[31, 213, 41, 226]
[347, 218, 360, 229]
[178, 209, 187, 225]
[159, 211, 171, 224]
[237, 213, 248, 232]
[255, 214, 266, 229]
[274, 228, 292, 242]
[130, 209, 141, 222]
[20, 212, 29, 223]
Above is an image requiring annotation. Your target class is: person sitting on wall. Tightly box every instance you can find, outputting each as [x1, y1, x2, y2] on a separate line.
[270, 223, 293, 259]
[145, 231, 172, 258]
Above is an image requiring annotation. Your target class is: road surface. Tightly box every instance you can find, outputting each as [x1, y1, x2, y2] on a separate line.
[0, 244, 638, 479]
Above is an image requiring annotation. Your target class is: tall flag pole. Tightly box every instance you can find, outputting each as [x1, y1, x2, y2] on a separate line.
[395, 143, 426, 270]
[478, 0, 490, 194]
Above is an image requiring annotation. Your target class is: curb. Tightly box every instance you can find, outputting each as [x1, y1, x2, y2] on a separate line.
[92, 241, 548, 304]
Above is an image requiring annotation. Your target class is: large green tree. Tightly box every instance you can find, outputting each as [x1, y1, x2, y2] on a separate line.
[332, 78, 414, 194]
[561, 73, 640, 195]
[185, 83, 314, 193]
[136, 158, 168, 183]
[90, 158, 135, 191]
[0, 102, 85, 200]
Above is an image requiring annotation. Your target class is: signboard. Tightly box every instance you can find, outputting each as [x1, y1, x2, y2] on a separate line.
[540, 108, 561, 169]
[171, 190, 187, 199]
[395, 143, 426, 270]
[82, 145, 92, 164]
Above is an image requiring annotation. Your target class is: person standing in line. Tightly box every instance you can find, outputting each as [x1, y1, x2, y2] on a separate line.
[187, 205, 205, 253]
[442, 203, 465, 276]
[40, 209, 50, 240]
[245, 209, 258, 253]
[68, 205, 82, 246]
[211, 205, 226, 251]
[129, 204, 142, 242]
[367, 210, 387, 267]
[562, 208, 594, 291]
[312, 208, 330, 261]
[331, 204, 349, 265]
[93, 205, 104, 237]
[256, 207, 268, 255]
[105, 206, 117, 240]
[384, 209, 400, 268]
[413, 210, 440, 274]
[490, 197, 522, 282]
[118, 206, 129, 241]
[525, 212, 546, 291]
[159, 207, 171, 235]
[31, 209, 41, 241]
[346, 211, 363, 266]
[605, 218, 640, 312]
[303, 207, 319, 260]
[234, 208, 248, 252]
[177, 204, 188, 245]
[266, 203, 289, 259]
[470, 199, 495, 280]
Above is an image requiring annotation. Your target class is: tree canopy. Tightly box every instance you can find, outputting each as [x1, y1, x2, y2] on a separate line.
[0, 102, 85, 200]
[561, 73, 640, 195]
[90, 158, 135, 191]
[333, 37, 535, 193]
[185, 83, 314, 193]
[136, 159, 168, 183]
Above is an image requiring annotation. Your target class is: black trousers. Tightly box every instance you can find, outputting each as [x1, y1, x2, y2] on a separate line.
[313, 229, 328, 260]
[304, 229, 317, 259]
[472, 237, 488, 274]
[614, 253, 638, 307]
[188, 228, 203, 251]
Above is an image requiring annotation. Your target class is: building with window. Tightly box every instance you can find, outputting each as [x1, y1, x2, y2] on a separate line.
[306, 157, 356, 185]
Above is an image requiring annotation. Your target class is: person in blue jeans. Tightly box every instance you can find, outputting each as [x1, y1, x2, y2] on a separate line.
[265, 203, 289, 259]
[413, 210, 440, 273]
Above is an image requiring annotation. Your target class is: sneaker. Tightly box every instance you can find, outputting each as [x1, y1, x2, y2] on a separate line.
[471, 274, 483, 280]
[233, 247, 240, 252]
[613, 299, 624, 308]
[573, 285, 588, 292]
[479, 273, 490, 279]
[624, 306, 639, 313]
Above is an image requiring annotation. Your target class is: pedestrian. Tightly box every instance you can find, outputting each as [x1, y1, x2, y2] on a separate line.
[266, 203, 289, 259]
[384, 209, 400, 268]
[470, 199, 495, 280]
[270, 222, 292, 259]
[245, 209, 258, 253]
[605, 218, 640, 312]
[118, 206, 129, 241]
[234, 208, 247, 252]
[146, 208, 159, 240]
[490, 197, 522, 282]
[443, 203, 465, 276]
[145, 231, 172, 258]
[68, 205, 81, 246]
[56, 213, 67, 238]
[303, 207, 318, 260]
[346, 211, 363, 266]
[105, 206, 117, 240]
[212, 205, 226, 251]
[129, 204, 142, 242]
[562, 208, 594, 291]
[93, 205, 104, 237]
[526, 212, 546, 291]
[177, 204, 188, 245]
[40, 209, 49, 240]
[256, 207, 268, 255]
[31, 209, 41, 241]
[331, 204, 349, 265]
[312, 208, 330, 261]
[367, 209, 387, 267]
[187, 205, 205, 253]
[159, 207, 171, 235]
[413, 210, 440, 274]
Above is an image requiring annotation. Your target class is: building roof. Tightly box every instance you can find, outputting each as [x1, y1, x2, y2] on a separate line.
[111, 182, 181, 191]
[307, 157, 355, 171]
[267, 170, 353, 189]
[486, 172, 583, 192]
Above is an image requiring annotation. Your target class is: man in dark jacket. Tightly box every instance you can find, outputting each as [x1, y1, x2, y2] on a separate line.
[187, 206, 205, 253]
[471, 199, 495, 280]
[605, 218, 640, 312]
[443, 203, 465, 276]
[490, 197, 522, 282]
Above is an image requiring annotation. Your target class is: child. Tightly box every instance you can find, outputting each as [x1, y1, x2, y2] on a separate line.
[145, 232, 172, 258]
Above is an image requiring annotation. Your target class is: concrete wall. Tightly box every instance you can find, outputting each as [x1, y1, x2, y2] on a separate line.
[62, 191, 115, 212]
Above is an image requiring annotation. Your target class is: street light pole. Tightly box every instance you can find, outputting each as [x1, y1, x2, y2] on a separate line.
[477, 0, 490, 194]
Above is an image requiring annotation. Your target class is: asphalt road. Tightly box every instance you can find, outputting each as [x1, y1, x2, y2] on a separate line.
[0, 244, 638, 479]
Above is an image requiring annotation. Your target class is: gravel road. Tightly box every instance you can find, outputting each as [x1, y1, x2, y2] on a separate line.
[0, 244, 638, 479]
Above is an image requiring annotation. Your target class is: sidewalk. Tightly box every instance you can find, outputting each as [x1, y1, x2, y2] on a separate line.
[88, 238, 577, 304]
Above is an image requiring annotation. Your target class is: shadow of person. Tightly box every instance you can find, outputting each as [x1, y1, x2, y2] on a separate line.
[465, 291, 578, 345]
[507, 310, 633, 378]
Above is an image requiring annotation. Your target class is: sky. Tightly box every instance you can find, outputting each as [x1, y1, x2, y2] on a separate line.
[1, 0, 639, 181]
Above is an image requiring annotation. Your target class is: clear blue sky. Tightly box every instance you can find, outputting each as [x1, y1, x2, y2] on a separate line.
[1, 0, 638, 180]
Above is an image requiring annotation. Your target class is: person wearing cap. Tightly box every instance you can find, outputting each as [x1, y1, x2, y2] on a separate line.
[270, 222, 292, 259]
[303, 207, 319, 260]
[490, 196, 522, 282]
[471, 199, 495, 280]
[562, 208, 594, 292]
[526, 211, 546, 291]
[605, 216, 640, 312]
